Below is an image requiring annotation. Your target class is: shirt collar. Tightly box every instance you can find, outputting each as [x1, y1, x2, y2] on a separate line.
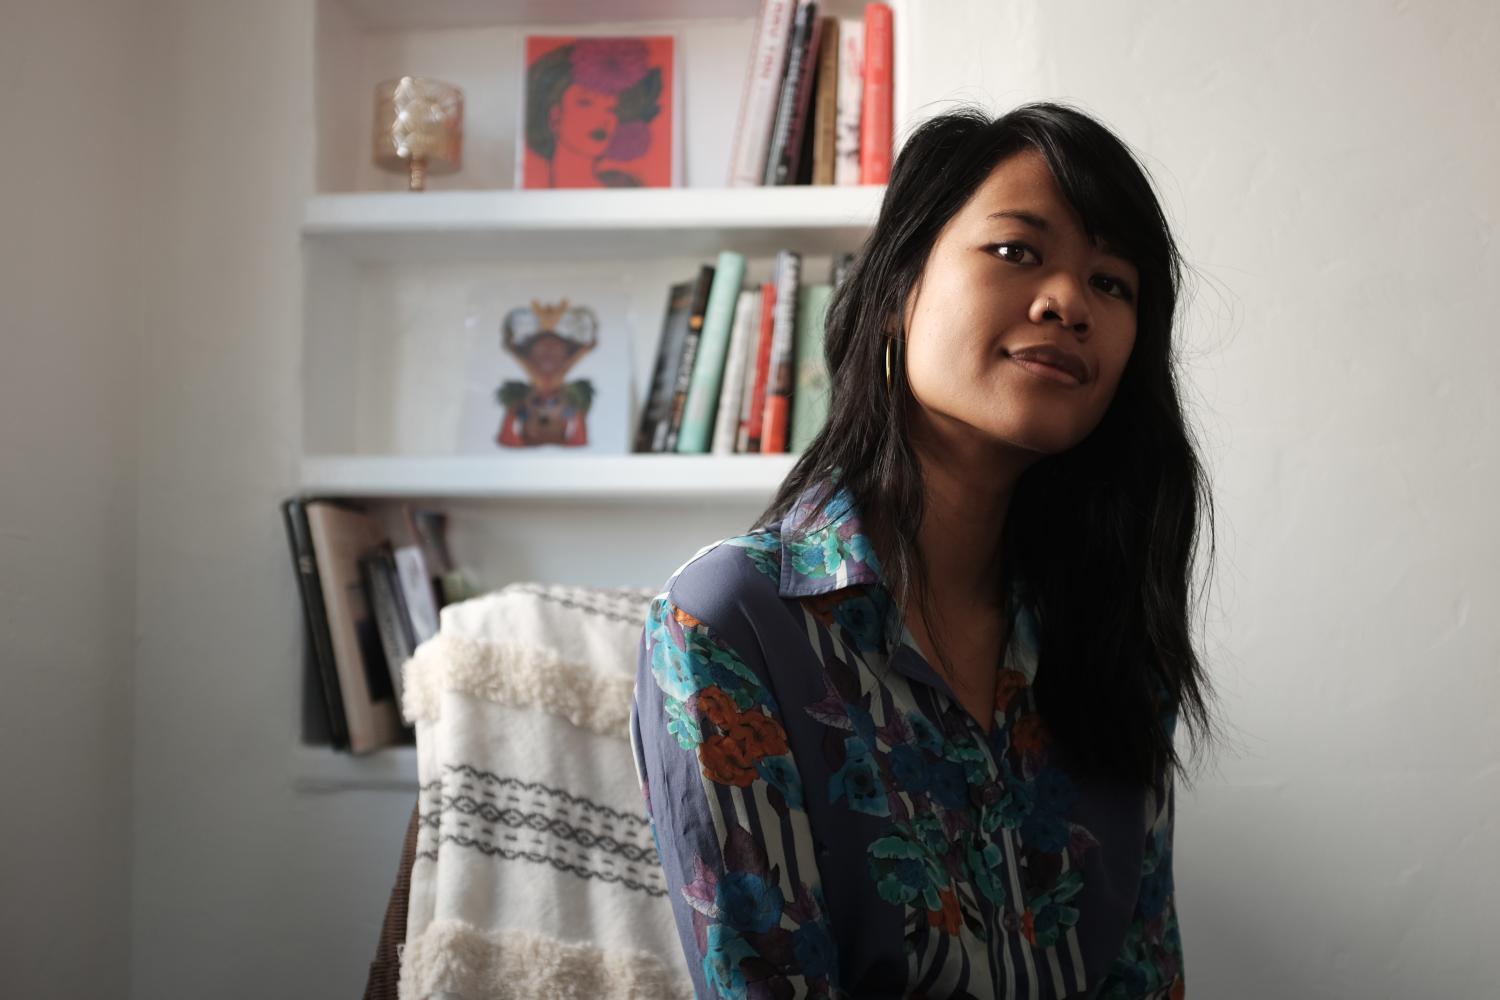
[775, 471, 1041, 686]
[776, 473, 885, 600]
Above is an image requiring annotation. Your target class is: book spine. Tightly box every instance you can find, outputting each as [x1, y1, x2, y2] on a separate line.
[834, 18, 865, 186]
[790, 283, 834, 452]
[360, 548, 413, 720]
[712, 289, 759, 455]
[728, 0, 799, 187]
[810, 17, 841, 185]
[760, 251, 802, 452]
[764, 1, 819, 185]
[860, 2, 893, 185]
[732, 292, 764, 452]
[664, 265, 715, 452]
[676, 251, 748, 453]
[281, 497, 350, 750]
[741, 281, 777, 453]
[636, 279, 695, 453]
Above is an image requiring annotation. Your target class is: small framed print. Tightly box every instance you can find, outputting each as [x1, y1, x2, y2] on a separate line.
[517, 33, 681, 189]
[457, 274, 633, 455]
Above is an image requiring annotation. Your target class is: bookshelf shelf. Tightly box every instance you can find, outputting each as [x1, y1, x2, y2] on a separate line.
[298, 452, 801, 500]
[302, 185, 885, 263]
[293, 744, 418, 794]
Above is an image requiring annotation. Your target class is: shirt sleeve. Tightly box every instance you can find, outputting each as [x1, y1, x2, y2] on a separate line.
[630, 590, 842, 999]
[1095, 757, 1186, 1000]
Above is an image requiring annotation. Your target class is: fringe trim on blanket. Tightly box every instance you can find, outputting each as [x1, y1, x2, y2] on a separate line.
[402, 634, 635, 738]
[399, 918, 694, 1000]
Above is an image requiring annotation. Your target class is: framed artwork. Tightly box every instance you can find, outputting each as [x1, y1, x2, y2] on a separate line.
[517, 33, 680, 189]
[457, 275, 633, 455]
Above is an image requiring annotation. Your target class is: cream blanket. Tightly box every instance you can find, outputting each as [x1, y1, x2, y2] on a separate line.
[399, 583, 694, 1000]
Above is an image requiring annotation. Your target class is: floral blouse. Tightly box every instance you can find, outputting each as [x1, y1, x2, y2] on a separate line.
[629, 476, 1185, 999]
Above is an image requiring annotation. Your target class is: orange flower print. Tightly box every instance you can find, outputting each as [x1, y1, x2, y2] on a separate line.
[1020, 907, 1036, 945]
[724, 710, 789, 759]
[672, 605, 703, 628]
[698, 709, 790, 787]
[1170, 975, 1186, 999]
[927, 885, 962, 935]
[1010, 711, 1051, 755]
[695, 685, 739, 728]
[699, 732, 758, 786]
[993, 669, 1028, 714]
[800, 590, 843, 627]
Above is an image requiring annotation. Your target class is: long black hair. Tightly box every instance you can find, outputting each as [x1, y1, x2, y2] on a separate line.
[750, 102, 1218, 790]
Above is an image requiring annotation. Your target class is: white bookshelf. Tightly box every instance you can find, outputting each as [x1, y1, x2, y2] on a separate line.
[300, 452, 800, 499]
[299, 0, 914, 780]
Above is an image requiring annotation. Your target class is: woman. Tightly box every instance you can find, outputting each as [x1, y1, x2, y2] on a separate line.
[630, 102, 1218, 999]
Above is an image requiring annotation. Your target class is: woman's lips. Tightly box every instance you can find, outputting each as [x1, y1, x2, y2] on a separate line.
[1008, 347, 1092, 386]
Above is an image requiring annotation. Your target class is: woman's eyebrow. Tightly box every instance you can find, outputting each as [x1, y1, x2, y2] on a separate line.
[987, 209, 1132, 266]
[987, 209, 1050, 230]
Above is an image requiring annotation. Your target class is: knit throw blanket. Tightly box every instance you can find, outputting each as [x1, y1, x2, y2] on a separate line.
[399, 583, 694, 1000]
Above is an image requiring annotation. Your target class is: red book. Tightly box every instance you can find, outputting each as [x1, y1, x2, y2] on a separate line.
[760, 251, 802, 453]
[859, 2, 893, 185]
[742, 281, 777, 453]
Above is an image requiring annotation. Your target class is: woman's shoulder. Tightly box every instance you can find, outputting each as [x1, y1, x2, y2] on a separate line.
[652, 526, 787, 643]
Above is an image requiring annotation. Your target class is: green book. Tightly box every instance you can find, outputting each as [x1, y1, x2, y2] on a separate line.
[675, 250, 748, 454]
[790, 283, 833, 452]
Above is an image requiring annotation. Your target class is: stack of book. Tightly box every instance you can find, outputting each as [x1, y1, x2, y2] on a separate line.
[635, 249, 853, 455]
[281, 499, 478, 754]
[728, 0, 894, 187]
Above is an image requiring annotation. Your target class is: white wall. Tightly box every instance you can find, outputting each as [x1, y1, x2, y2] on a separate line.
[0, 0, 1483, 997]
[0, 0, 143, 995]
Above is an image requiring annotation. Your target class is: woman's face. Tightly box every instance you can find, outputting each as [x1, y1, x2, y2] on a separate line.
[899, 147, 1140, 459]
[549, 84, 619, 158]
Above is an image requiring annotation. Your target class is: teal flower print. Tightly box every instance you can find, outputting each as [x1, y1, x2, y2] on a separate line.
[703, 922, 756, 997]
[717, 870, 785, 934]
[725, 532, 781, 583]
[792, 919, 837, 978]
[755, 754, 805, 810]
[868, 832, 929, 905]
[828, 736, 890, 816]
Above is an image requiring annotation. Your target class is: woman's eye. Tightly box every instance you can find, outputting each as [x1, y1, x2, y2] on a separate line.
[991, 242, 1036, 264]
[1095, 275, 1136, 302]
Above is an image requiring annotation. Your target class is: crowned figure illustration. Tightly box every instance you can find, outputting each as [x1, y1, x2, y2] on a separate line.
[494, 298, 598, 447]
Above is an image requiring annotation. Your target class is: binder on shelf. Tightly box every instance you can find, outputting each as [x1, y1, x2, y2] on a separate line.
[282, 497, 350, 750]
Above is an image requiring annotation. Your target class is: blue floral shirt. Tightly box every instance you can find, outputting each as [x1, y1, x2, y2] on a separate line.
[629, 476, 1184, 999]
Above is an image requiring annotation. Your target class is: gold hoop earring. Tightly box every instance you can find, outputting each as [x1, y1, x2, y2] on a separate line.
[884, 338, 894, 392]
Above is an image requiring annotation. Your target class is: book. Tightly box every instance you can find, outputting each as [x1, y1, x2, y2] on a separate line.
[764, 1, 821, 186]
[760, 251, 803, 452]
[810, 17, 841, 185]
[732, 287, 766, 452]
[359, 543, 418, 721]
[738, 281, 778, 453]
[663, 265, 716, 452]
[712, 289, 761, 455]
[634, 278, 697, 453]
[727, 0, 799, 187]
[676, 251, 748, 453]
[393, 544, 440, 644]
[790, 283, 834, 451]
[303, 499, 405, 755]
[281, 497, 349, 750]
[833, 17, 865, 186]
[860, 3, 894, 185]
